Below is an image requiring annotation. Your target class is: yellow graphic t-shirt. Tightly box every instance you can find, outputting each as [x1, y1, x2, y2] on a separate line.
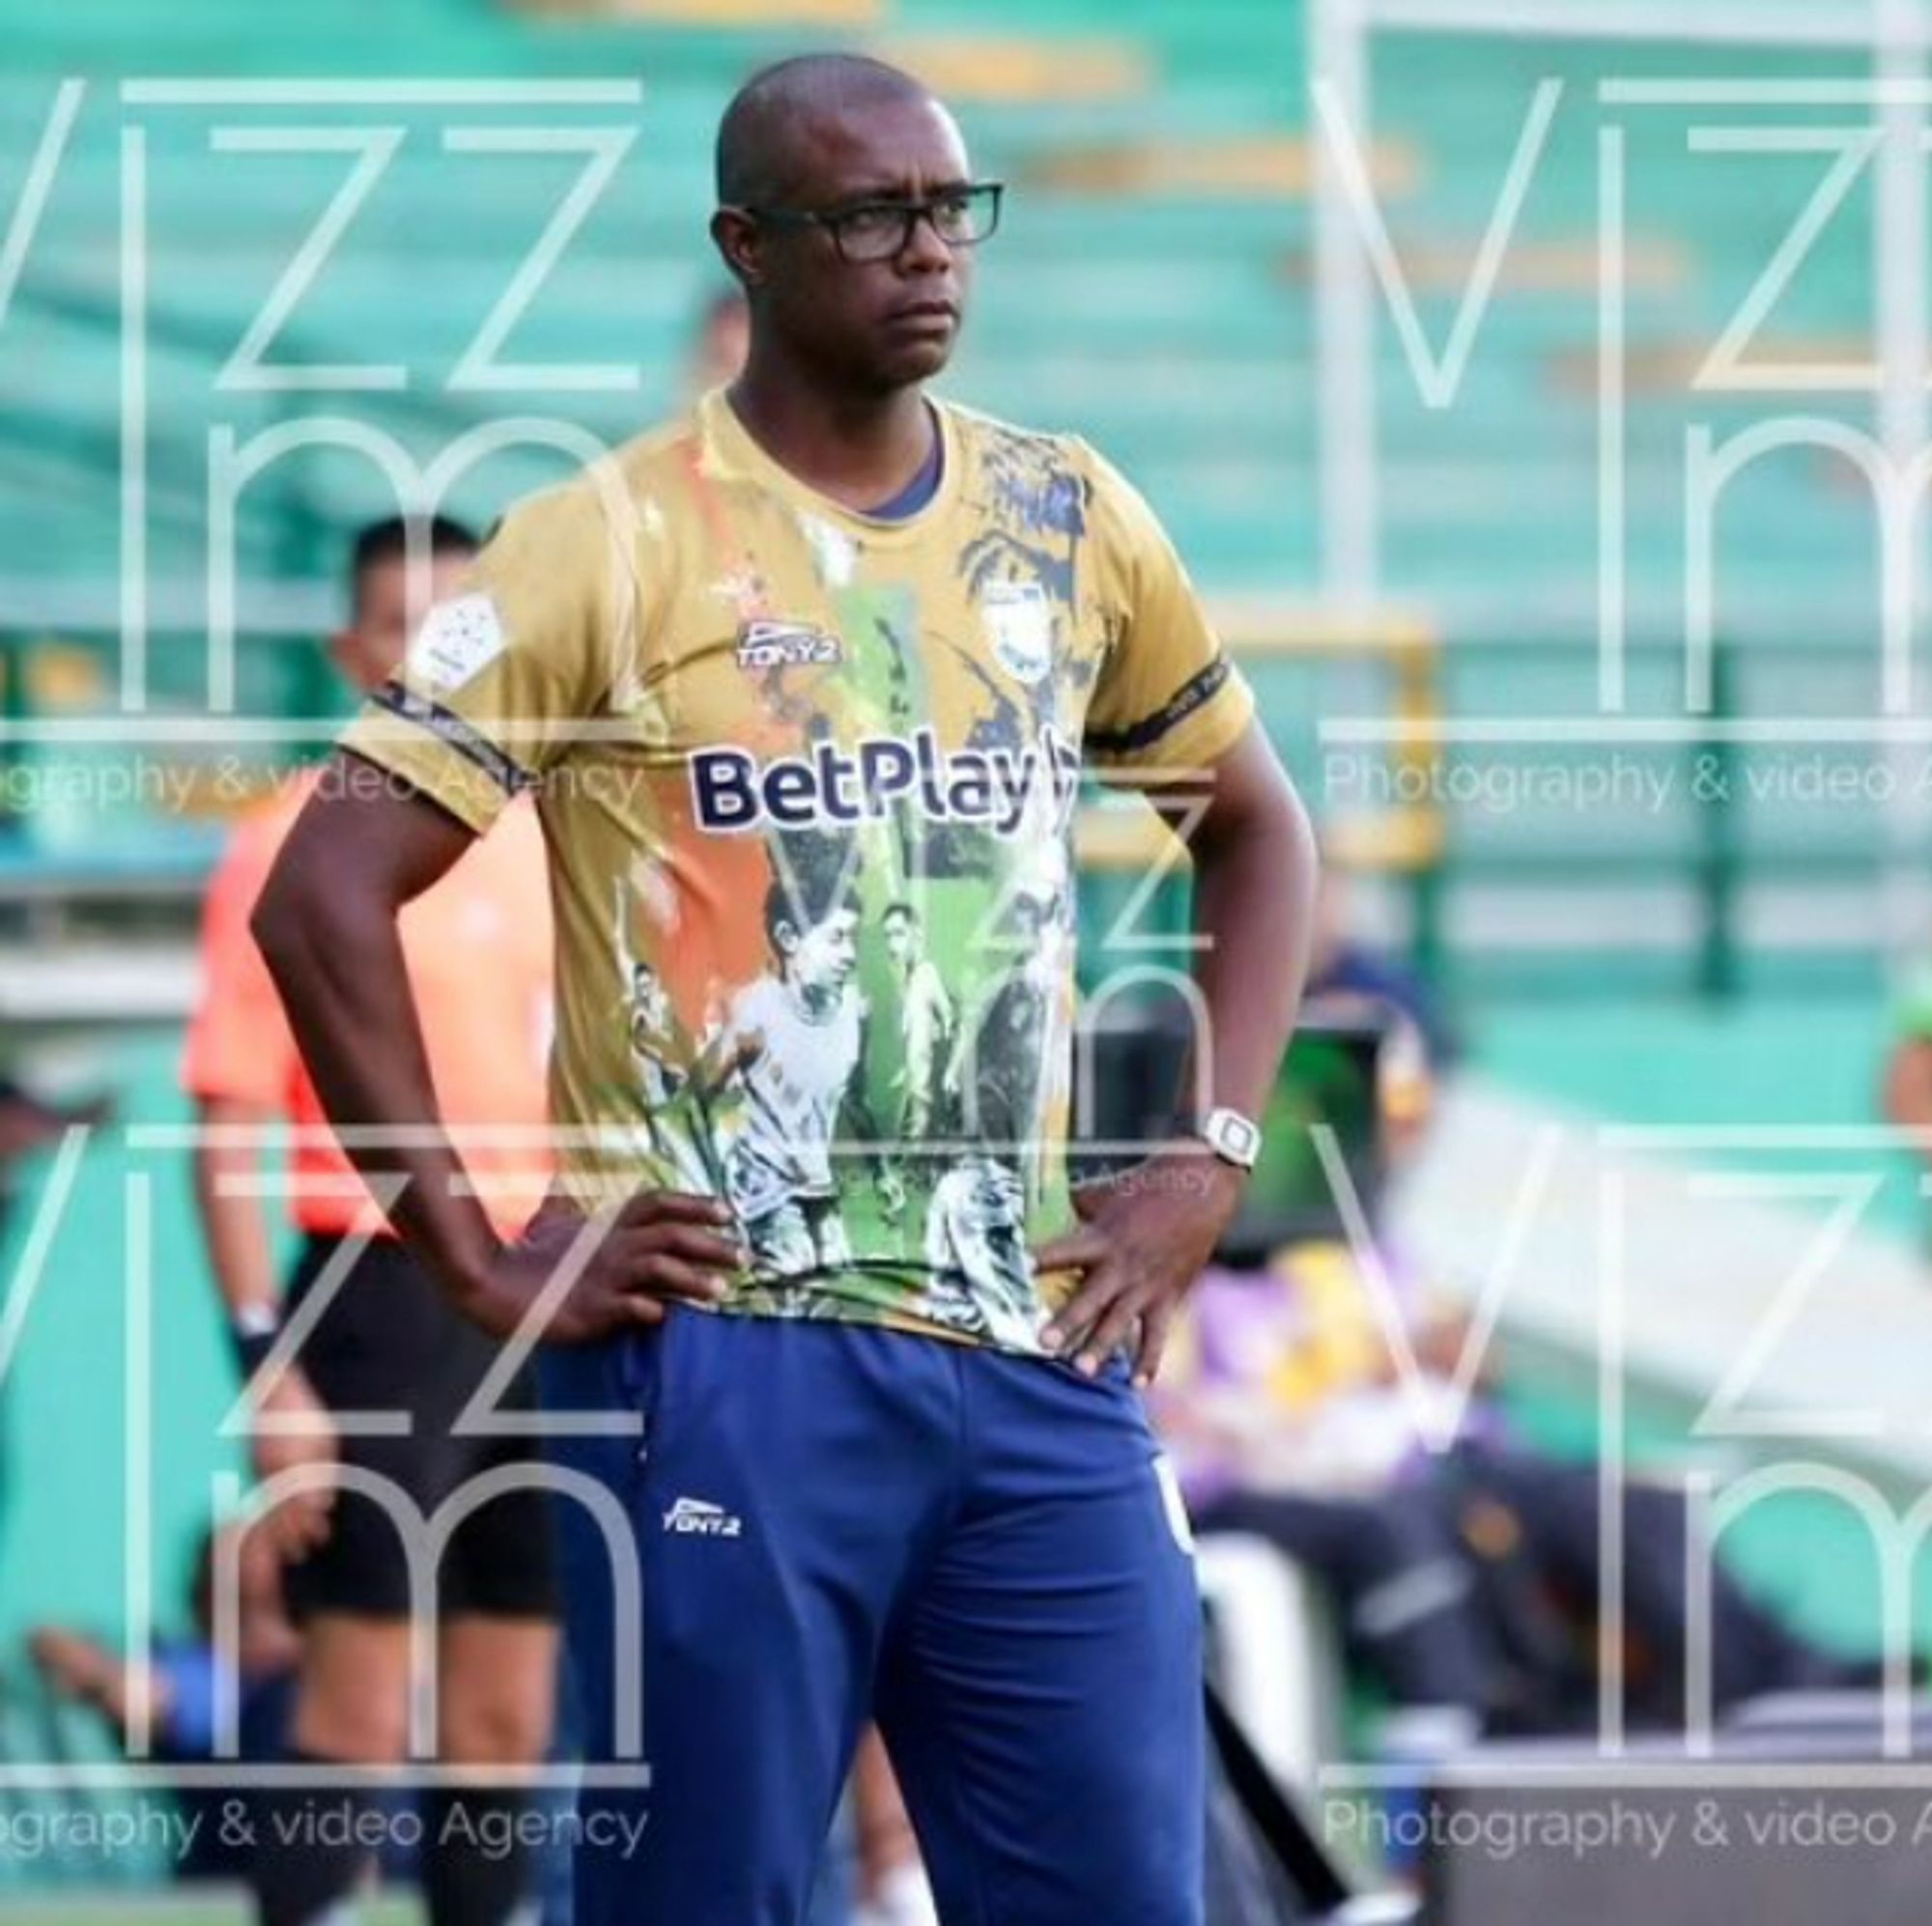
[342, 390, 1254, 1352]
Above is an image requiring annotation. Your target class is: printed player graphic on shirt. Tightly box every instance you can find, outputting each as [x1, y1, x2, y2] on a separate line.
[711, 844, 868, 1277]
[343, 388, 1255, 1356]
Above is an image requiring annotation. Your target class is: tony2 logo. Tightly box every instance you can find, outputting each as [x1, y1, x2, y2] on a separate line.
[735, 621, 842, 671]
[664, 1497, 745, 1539]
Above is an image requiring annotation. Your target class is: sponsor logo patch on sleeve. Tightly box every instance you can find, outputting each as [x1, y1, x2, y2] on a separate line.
[406, 593, 508, 692]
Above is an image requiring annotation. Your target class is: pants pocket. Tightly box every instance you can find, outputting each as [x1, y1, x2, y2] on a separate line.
[621, 1310, 683, 1460]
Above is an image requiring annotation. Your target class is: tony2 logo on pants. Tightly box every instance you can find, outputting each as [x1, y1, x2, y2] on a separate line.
[663, 1497, 745, 1539]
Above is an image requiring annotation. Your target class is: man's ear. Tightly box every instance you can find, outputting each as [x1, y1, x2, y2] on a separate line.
[710, 207, 761, 288]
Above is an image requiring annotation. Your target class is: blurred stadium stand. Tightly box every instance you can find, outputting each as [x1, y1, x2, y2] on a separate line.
[3, 0, 1924, 1003]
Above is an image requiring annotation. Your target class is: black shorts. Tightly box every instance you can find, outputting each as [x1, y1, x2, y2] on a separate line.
[280, 1232, 559, 1624]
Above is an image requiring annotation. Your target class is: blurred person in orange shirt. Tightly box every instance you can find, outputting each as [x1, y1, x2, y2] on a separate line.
[183, 515, 560, 1926]
[1303, 862, 1454, 1159]
[685, 284, 751, 401]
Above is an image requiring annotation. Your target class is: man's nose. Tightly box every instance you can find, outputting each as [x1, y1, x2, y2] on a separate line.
[898, 207, 955, 273]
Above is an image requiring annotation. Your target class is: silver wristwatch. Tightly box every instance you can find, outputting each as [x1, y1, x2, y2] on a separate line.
[1194, 1107, 1263, 1171]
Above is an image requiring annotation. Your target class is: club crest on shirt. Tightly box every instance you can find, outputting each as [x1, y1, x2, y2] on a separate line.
[981, 581, 1055, 686]
[734, 619, 843, 671]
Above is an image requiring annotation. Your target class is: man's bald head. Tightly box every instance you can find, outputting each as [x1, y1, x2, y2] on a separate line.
[709, 53, 976, 393]
[716, 53, 937, 208]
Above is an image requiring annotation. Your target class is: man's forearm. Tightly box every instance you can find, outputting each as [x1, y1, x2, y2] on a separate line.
[192, 1125, 281, 1325]
[251, 866, 498, 1304]
[1188, 777, 1318, 1122]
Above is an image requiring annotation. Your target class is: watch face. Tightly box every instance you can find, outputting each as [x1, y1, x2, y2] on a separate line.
[1209, 1111, 1260, 1167]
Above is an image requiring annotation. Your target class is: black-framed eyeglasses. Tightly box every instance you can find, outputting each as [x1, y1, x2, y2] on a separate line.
[747, 182, 1005, 264]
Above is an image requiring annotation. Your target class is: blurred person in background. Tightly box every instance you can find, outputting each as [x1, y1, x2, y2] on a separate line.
[1154, 1226, 1496, 1765]
[30, 1520, 299, 1883]
[1302, 861, 1451, 1161]
[183, 515, 561, 1926]
[0, 1077, 112, 1164]
[0, 1080, 112, 1548]
[1303, 864, 1453, 1071]
[1881, 969, 1932, 1192]
[684, 283, 752, 401]
[1154, 1154, 1897, 1756]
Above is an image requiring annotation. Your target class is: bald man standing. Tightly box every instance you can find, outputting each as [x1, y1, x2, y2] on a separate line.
[251, 53, 1317, 1926]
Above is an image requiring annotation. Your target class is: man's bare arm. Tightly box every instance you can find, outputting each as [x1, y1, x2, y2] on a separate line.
[29, 1628, 168, 1739]
[250, 752, 745, 1340]
[1157, 722, 1317, 1123]
[1036, 722, 1317, 1381]
[250, 755, 501, 1305]
[192, 1094, 283, 1326]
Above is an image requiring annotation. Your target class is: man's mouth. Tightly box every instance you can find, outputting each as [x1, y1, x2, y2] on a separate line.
[888, 300, 958, 328]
